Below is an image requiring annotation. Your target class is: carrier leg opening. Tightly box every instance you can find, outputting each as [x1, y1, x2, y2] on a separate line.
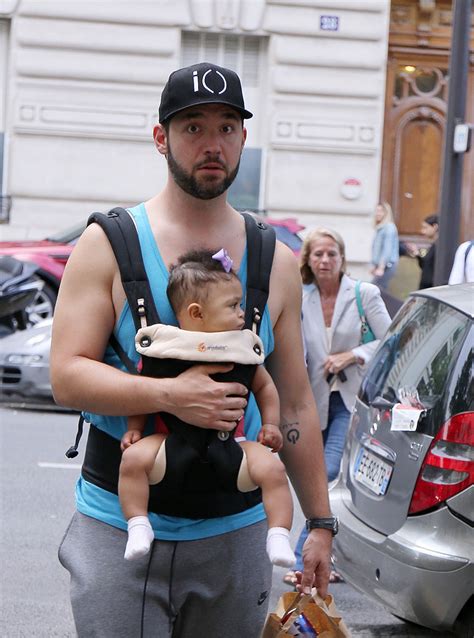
[236, 451, 258, 492]
[149, 440, 167, 485]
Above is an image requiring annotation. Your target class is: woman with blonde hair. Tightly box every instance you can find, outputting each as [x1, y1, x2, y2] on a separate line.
[284, 226, 391, 586]
[371, 202, 399, 290]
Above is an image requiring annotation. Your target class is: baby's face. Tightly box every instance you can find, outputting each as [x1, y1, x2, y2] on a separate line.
[200, 278, 245, 332]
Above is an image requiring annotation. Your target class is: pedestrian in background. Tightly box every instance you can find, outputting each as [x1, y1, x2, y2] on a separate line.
[404, 214, 439, 289]
[370, 202, 399, 290]
[448, 240, 474, 284]
[283, 227, 391, 586]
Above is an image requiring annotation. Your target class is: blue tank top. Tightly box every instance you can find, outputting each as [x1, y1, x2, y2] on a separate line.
[76, 203, 274, 540]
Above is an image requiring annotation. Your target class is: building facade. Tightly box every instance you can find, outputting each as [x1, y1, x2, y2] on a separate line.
[0, 0, 472, 273]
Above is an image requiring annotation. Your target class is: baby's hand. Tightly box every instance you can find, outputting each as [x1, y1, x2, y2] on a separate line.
[258, 424, 283, 453]
[121, 429, 142, 452]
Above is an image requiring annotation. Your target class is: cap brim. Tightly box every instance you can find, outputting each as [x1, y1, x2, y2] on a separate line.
[160, 99, 253, 123]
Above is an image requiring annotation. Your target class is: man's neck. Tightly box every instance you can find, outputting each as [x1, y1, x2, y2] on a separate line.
[143, 178, 246, 269]
[148, 179, 236, 228]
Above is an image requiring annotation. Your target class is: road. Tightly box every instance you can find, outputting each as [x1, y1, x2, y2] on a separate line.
[0, 406, 439, 637]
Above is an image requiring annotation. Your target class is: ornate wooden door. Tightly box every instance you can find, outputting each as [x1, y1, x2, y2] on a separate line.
[381, 56, 448, 236]
[381, 2, 474, 241]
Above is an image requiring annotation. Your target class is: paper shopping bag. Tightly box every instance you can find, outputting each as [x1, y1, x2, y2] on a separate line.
[261, 590, 351, 637]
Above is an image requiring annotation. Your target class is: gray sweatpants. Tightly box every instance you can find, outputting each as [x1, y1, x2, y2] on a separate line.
[58, 512, 272, 638]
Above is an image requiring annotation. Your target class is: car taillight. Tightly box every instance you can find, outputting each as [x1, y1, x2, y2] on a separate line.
[409, 412, 474, 514]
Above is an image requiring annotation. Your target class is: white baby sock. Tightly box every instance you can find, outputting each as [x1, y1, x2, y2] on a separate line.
[124, 516, 154, 561]
[266, 527, 296, 568]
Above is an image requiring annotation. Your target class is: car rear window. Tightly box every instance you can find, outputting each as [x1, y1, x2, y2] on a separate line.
[359, 296, 471, 414]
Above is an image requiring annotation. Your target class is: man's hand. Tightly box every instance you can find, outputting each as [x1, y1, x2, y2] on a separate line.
[258, 423, 283, 453]
[163, 363, 248, 430]
[373, 266, 385, 277]
[296, 528, 332, 598]
[121, 429, 142, 451]
[404, 241, 419, 257]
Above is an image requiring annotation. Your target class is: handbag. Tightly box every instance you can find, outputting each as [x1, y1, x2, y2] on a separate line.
[261, 590, 351, 637]
[355, 280, 376, 345]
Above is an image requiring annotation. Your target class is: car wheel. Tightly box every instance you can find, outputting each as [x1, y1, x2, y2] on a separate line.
[26, 279, 57, 324]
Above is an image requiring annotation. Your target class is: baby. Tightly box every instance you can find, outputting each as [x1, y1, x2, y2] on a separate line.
[118, 248, 295, 568]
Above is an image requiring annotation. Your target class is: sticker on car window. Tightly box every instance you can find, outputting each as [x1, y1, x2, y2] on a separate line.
[391, 403, 425, 431]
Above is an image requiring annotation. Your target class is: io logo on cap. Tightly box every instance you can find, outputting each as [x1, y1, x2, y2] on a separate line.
[193, 69, 227, 95]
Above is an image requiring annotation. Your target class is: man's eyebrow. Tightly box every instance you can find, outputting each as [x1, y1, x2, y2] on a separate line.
[180, 109, 241, 122]
[180, 110, 204, 120]
[220, 111, 241, 122]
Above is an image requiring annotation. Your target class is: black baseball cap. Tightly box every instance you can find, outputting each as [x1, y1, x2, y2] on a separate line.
[159, 62, 253, 123]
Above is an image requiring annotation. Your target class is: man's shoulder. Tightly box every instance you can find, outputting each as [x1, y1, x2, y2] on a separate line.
[271, 241, 301, 288]
[268, 242, 302, 323]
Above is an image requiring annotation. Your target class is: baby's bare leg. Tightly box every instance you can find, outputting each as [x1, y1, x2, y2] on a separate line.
[118, 433, 166, 560]
[240, 441, 295, 567]
[119, 433, 166, 519]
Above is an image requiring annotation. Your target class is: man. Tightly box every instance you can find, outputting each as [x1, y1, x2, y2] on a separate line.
[51, 62, 333, 638]
[449, 240, 474, 284]
[405, 214, 439, 289]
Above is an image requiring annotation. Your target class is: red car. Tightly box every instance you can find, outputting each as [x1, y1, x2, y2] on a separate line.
[0, 222, 82, 322]
[0, 216, 303, 322]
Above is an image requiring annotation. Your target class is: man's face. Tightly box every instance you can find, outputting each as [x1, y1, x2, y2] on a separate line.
[163, 104, 246, 200]
[421, 221, 438, 240]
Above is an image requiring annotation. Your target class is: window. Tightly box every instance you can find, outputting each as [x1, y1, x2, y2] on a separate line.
[360, 297, 470, 411]
[228, 147, 262, 212]
[181, 31, 262, 87]
[394, 64, 448, 101]
[181, 31, 266, 211]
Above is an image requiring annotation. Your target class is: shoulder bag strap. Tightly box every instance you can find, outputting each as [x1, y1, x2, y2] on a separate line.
[355, 280, 375, 343]
[354, 280, 365, 322]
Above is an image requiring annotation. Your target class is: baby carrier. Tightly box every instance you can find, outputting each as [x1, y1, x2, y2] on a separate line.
[66, 207, 276, 519]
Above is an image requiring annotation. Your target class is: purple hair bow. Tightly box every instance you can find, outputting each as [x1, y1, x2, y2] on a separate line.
[212, 248, 233, 273]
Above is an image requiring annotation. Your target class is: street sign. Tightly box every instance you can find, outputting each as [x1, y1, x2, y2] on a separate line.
[320, 15, 339, 31]
[453, 123, 472, 153]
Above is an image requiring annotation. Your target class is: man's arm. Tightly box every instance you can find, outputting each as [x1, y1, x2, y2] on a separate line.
[266, 245, 332, 597]
[50, 223, 248, 428]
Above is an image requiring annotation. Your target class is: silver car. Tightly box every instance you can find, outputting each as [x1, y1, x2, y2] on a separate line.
[330, 284, 473, 637]
[0, 319, 52, 401]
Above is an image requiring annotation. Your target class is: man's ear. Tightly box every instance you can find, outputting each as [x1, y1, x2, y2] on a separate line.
[153, 124, 168, 156]
[187, 303, 203, 321]
[242, 126, 247, 149]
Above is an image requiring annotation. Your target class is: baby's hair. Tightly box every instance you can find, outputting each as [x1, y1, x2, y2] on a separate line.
[167, 249, 239, 315]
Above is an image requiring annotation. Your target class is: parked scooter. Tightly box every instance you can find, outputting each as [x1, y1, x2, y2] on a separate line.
[0, 256, 44, 337]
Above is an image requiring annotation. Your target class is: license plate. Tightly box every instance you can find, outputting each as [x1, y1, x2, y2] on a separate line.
[353, 447, 393, 496]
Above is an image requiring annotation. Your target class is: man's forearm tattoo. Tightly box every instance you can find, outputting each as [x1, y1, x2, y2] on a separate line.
[280, 421, 300, 444]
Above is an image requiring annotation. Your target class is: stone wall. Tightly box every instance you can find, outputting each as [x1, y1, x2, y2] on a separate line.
[1, 0, 390, 273]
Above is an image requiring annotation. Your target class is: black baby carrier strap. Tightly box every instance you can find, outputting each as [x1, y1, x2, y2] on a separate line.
[69, 207, 276, 519]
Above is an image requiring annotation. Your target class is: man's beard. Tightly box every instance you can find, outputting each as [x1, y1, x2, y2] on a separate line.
[167, 148, 240, 200]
